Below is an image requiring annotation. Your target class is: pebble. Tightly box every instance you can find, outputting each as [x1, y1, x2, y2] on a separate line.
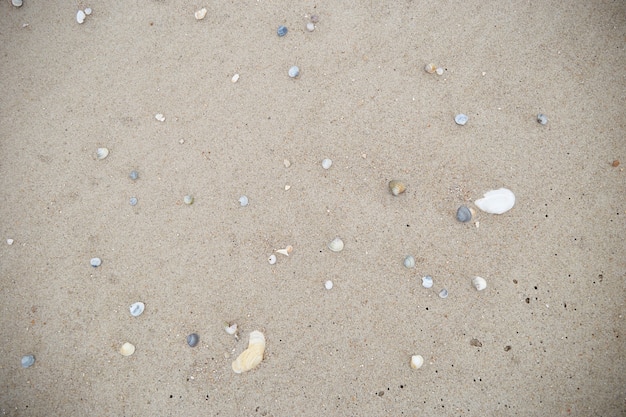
[187, 333, 199, 347]
[288, 66, 300, 78]
[231, 73, 240, 83]
[238, 195, 249, 207]
[268, 254, 277, 265]
[155, 113, 165, 122]
[90, 257, 102, 267]
[456, 205, 472, 222]
[194, 7, 207, 20]
[183, 195, 194, 205]
[129, 197, 138, 206]
[310, 15, 319, 23]
[12, 0, 23, 7]
[129, 302, 145, 317]
[84, 7, 92, 15]
[454, 114, 468, 126]
[277, 25, 288, 37]
[325, 280, 333, 290]
[612, 160, 620, 167]
[129, 170, 138, 180]
[321, 158, 332, 169]
[436, 67, 444, 75]
[438, 288, 449, 299]
[421, 275, 433, 288]
[283, 159, 291, 168]
[21, 355, 35, 368]
[76, 10, 86, 24]
[306, 22, 315, 32]
[537, 113, 548, 125]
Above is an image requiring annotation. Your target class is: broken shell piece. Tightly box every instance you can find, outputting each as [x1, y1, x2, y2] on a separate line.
[275, 245, 293, 256]
[439, 288, 448, 298]
[76, 10, 86, 24]
[421, 275, 433, 288]
[328, 237, 344, 252]
[410, 355, 424, 369]
[232, 330, 265, 373]
[472, 276, 487, 291]
[183, 195, 194, 205]
[231, 73, 240, 83]
[474, 188, 515, 214]
[424, 63, 436, 74]
[283, 159, 291, 168]
[84, 7, 92, 15]
[129, 302, 145, 317]
[268, 254, 277, 265]
[324, 280, 333, 290]
[388, 180, 406, 196]
[7, 239, 14, 245]
[225, 323, 238, 335]
[120, 342, 135, 356]
[155, 113, 165, 122]
[194, 7, 207, 20]
[96, 147, 109, 160]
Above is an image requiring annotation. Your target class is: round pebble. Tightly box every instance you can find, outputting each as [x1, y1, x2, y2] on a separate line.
[238, 195, 249, 207]
[456, 205, 472, 222]
[421, 275, 433, 289]
[454, 114, 468, 126]
[277, 25, 288, 37]
[21, 355, 35, 368]
[288, 66, 300, 78]
[183, 195, 194, 205]
[439, 288, 449, 299]
[537, 113, 548, 125]
[306, 22, 315, 32]
[129, 170, 138, 180]
[436, 67, 444, 75]
[90, 257, 102, 267]
[325, 280, 333, 290]
[321, 158, 332, 169]
[129, 302, 145, 317]
[129, 197, 138, 206]
[187, 333, 199, 347]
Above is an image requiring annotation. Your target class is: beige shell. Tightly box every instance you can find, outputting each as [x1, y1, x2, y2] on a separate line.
[120, 342, 135, 356]
[472, 276, 487, 291]
[96, 147, 109, 160]
[328, 237, 344, 252]
[194, 7, 207, 20]
[410, 355, 424, 369]
[232, 330, 265, 373]
[424, 63, 437, 74]
[389, 180, 406, 196]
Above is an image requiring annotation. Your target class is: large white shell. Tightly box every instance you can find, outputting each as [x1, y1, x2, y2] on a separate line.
[474, 188, 515, 214]
[328, 237, 344, 252]
[232, 330, 265, 373]
[96, 147, 109, 160]
[472, 276, 487, 291]
[410, 355, 424, 369]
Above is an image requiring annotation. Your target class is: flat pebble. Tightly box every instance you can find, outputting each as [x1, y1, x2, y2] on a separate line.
[454, 114, 468, 126]
[321, 158, 332, 169]
[421, 275, 433, 288]
[21, 355, 35, 368]
[129, 197, 138, 206]
[456, 205, 472, 222]
[187, 333, 199, 347]
[537, 113, 548, 125]
[439, 288, 449, 299]
[306, 22, 315, 32]
[231, 73, 240, 83]
[90, 257, 102, 267]
[325, 280, 333, 290]
[238, 195, 249, 207]
[76, 10, 86, 24]
[277, 25, 288, 37]
[129, 170, 138, 180]
[288, 66, 300, 78]
[129, 302, 145, 317]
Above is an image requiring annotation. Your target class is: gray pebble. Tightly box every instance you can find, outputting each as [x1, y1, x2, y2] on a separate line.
[439, 288, 449, 299]
[90, 257, 102, 267]
[537, 113, 548, 125]
[187, 333, 199, 347]
[129, 170, 139, 180]
[288, 66, 300, 78]
[129, 197, 138, 206]
[21, 355, 35, 368]
[456, 205, 472, 222]
[277, 25, 287, 37]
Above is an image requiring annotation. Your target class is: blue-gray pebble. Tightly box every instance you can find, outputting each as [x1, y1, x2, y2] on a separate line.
[187, 333, 199, 347]
[277, 25, 287, 37]
[130, 197, 138, 206]
[456, 205, 472, 222]
[129, 170, 138, 180]
[21, 355, 35, 368]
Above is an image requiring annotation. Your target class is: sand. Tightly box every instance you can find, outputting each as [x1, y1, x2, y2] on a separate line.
[1, 1, 624, 416]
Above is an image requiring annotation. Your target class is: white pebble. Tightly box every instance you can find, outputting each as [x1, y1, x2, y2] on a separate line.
[436, 67, 444, 75]
[238, 195, 249, 207]
[155, 113, 165, 122]
[76, 10, 86, 24]
[12, 0, 23, 7]
[194, 7, 207, 20]
[231, 73, 240, 83]
[421, 276, 433, 288]
[324, 280, 333, 290]
[410, 355, 424, 369]
[283, 159, 291, 168]
[90, 257, 102, 267]
[306, 22, 315, 32]
[455, 114, 468, 126]
[439, 289, 448, 299]
[84, 7, 92, 15]
[129, 302, 145, 317]
[288, 66, 300, 78]
[321, 158, 332, 169]
[7, 239, 14, 245]
[268, 254, 277, 265]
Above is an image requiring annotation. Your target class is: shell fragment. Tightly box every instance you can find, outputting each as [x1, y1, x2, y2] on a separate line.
[195, 8, 207, 20]
[232, 330, 265, 373]
[474, 188, 515, 214]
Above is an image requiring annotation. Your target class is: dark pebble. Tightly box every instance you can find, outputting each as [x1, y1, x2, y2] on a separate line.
[187, 333, 199, 347]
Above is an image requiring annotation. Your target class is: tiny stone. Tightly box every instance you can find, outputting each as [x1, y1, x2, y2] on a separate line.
[84, 7, 92, 15]
[187, 333, 199, 347]
[537, 113, 548, 125]
[76, 10, 86, 24]
[179, 139, 185, 144]
[7, 239, 14, 245]
[194, 7, 207, 20]
[231, 73, 240, 83]
[325, 280, 333, 290]
[438, 288, 448, 299]
[288, 66, 300, 78]
[306, 22, 315, 32]
[421, 276, 433, 289]
[612, 160, 620, 167]
[321, 158, 332, 169]
[12, 0, 23, 7]
[424, 63, 436, 74]
[129, 302, 145, 317]
[310, 15, 319, 23]
[456, 205, 472, 222]
[470, 338, 483, 347]
[155, 113, 165, 122]
[455, 114, 468, 126]
[268, 254, 277, 265]
[21, 355, 35, 368]
[90, 257, 102, 267]
[436, 67, 444, 75]
[183, 195, 194, 205]
[129, 197, 138, 206]
[277, 25, 288, 37]
[238, 195, 249, 207]
[129, 170, 139, 180]
[283, 159, 291, 168]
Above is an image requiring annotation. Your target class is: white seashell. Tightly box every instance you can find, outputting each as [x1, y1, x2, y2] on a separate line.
[231, 73, 240, 83]
[268, 254, 277, 265]
[328, 237, 344, 252]
[284, 185, 291, 190]
[438, 288, 448, 298]
[474, 188, 515, 214]
[283, 159, 291, 168]
[424, 63, 436, 74]
[194, 7, 207, 20]
[238, 195, 248, 206]
[155, 113, 165, 122]
[410, 355, 424, 369]
[421, 275, 433, 288]
[225, 323, 238, 335]
[321, 158, 332, 169]
[12, 0, 23, 7]
[472, 276, 487, 291]
[183, 195, 194, 205]
[306, 22, 315, 32]
[232, 330, 265, 373]
[84, 7, 92, 15]
[436, 67, 444, 75]
[7, 239, 14, 245]
[76, 10, 86, 24]
[119, 342, 135, 356]
[403, 255, 415, 268]
[324, 280, 333, 290]
[129, 302, 145, 317]
[275, 245, 293, 256]
[96, 147, 109, 160]
[388, 180, 406, 196]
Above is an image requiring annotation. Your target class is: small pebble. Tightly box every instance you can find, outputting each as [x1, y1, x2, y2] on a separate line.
[129, 197, 138, 206]
[537, 113, 548, 125]
[231, 73, 240, 83]
[194, 7, 207, 20]
[76, 10, 86, 24]
[421, 275, 433, 289]
[439, 288, 448, 299]
[21, 355, 35, 368]
[321, 158, 332, 169]
[283, 159, 291, 168]
[84, 7, 92, 15]
[456, 205, 472, 222]
[277, 25, 288, 37]
[183, 195, 194, 205]
[306, 22, 315, 32]
[612, 160, 620, 167]
[155, 113, 165, 122]
[310, 14, 319, 23]
[12, 0, 23, 7]
[7, 239, 14, 245]
[90, 257, 102, 267]
[238, 195, 249, 207]
[268, 254, 277, 265]
[129, 302, 145, 317]
[129, 170, 139, 180]
[436, 67, 444, 75]
[288, 66, 300, 78]
[187, 333, 199, 347]
[325, 280, 333, 290]
[455, 114, 468, 126]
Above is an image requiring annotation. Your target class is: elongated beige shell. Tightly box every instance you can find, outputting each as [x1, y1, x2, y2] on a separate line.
[232, 330, 265, 373]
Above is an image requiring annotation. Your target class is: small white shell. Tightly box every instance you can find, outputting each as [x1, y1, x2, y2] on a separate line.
[403, 255, 415, 268]
[436, 67, 444, 75]
[119, 342, 135, 356]
[424, 63, 436, 74]
[225, 323, 238, 335]
[238, 195, 248, 206]
[268, 254, 277, 265]
[232, 330, 265, 373]
[321, 158, 332, 169]
[410, 355, 424, 369]
[129, 302, 145, 317]
[7, 239, 14, 245]
[84, 7, 92, 15]
[472, 276, 487, 291]
[421, 276, 433, 288]
[96, 148, 109, 160]
[388, 180, 406, 196]
[324, 280, 333, 290]
[438, 288, 448, 298]
[183, 195, 194, 205]
[328, 237, 344, 252]
[275, 245, 293, 256]
[76, 10, 86, 24]
[231, 73, 240, 83]
[194, 7, 207, 20]
[155, 113, 165, 122]
[283, 159, 291, 168]
[474, 188, 515, 214]
[306, 22, 315, 32]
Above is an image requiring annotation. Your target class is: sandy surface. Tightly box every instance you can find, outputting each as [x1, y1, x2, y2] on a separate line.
[1, 1, 625, 416]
